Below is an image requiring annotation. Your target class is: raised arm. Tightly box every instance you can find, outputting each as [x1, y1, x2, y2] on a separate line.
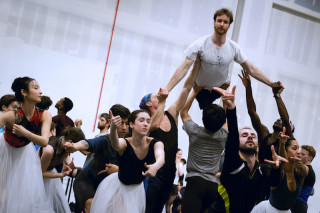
[166, 57, 194, 92]
[180, 83, 202, 123]
[109, 110, 127, 155]
[142, 141, 165, 177]
[238, 70, 270, 141]
[149, 88, 168, 133]
[214, 86, 244, 174]
[272, 82, 294, 138]
[168, 54, 201, 122]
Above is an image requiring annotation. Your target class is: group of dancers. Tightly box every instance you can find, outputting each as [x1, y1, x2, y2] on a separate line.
[0, 7, 316, 213]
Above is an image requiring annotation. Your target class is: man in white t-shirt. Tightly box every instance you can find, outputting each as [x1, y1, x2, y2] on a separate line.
[166, 8, 283, 109]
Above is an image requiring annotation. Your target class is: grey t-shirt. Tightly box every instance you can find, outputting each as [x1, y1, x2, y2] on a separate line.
[185, 35, 247, 89]
[183, 119, 228, 183]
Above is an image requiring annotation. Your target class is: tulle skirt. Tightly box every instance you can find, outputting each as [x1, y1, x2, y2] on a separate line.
[0, 133, 53, 213]
[251, 200, 291, 213]
[91, 172, 145, 213]
[43, 169, 71, 213]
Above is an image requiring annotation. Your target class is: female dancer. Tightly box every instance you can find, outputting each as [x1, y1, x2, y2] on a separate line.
[166, 148, 184, 213]
[39, 126, 85, 213]
[0, 77, 53, 212]
[91, 109, 165, 213]
[251, 128, 308, 212]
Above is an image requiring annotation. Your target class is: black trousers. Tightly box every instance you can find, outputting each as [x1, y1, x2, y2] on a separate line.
[181, 176, 218, 213]
[196, 89, 221, 109]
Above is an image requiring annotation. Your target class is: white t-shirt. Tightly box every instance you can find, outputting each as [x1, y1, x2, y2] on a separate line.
[184, 34, 247, 89]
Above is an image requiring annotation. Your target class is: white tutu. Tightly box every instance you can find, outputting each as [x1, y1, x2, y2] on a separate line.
[91, 172, 145, 213]
[43, 169, 71, 213]
[0, 133, 53, 213]
[251, 200, 291, 213]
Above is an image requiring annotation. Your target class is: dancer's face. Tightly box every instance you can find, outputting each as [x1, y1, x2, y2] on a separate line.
[117, 118, 128, 138]
[286, 140, 300, 159]
[176, 150, 183, 161]
[239, 128, 258, 154]
[97, 117, 108, 130]
[24, 80, 42, 103]
[130, 112, 151, 136]
[214, 14, 230, 35]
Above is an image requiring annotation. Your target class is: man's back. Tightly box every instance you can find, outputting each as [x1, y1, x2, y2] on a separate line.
[52, 114, 74, 136]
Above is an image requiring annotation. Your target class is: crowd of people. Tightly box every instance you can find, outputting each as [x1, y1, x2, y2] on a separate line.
[0, 8, 316, 213]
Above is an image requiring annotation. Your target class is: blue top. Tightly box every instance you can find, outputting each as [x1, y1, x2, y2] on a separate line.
[0, 126, 4, 133]
[298, 165, 315, 203]
[81, 134, 118, 185]
[270, 170, 302, 210]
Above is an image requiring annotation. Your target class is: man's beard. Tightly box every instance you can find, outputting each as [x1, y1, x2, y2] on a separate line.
[239, 146, 257, 155]
[97, 125, 105, 130]
[214, 27, 227, 35]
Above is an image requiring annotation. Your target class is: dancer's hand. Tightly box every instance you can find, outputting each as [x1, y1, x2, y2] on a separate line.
[69, 157, 82, 170]
[278, 127, 289, 145]
[238, 69, 251, 88]
[264, 145, 288, 169]
[97, 163, 119, 175]
[61, 165, 72, 177]
[110, 110, 122, 129]
[142, 162, 158, 177]
[12, 124, 27, 137]
[157, 88, 168, 103]
[64, 142, 77, 153]
[213, 86, 236, 109]
[271, 81, 285, 95]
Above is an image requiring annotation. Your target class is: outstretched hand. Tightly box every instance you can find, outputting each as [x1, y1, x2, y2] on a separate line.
[142, 162, 158, 177]
[238, 69, 251, 88]
[213, 86, 236, 109]
[69, 157, 82, 170]
[264, 145, 288, 169]
[97, 163, 119, 175]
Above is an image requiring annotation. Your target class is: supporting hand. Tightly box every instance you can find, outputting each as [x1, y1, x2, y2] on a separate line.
[213, 86, 236, 109]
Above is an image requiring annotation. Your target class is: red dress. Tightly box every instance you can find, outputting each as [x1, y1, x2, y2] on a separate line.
[4, 107, 43, 147]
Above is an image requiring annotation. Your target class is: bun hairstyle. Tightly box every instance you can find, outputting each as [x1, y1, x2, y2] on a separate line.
[11, 77, 35, 102]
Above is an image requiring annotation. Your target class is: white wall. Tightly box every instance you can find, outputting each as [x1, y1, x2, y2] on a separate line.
[0, 0, 319, 211]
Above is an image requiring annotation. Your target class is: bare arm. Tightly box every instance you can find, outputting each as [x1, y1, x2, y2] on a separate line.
[65, 140, 89, 153]
[149, 88, 168, 133]
[166, 57, 194, 92]
[241, 60, 272, 87]
[109, 111, 127, 155]
[272, 82, 294, 138]
[180, 84, 202, 124]
[40, 145, 72, 178]
[238, 70, 270, 141]
[168, 54, 201, 122]
[142, 141, 165, 177]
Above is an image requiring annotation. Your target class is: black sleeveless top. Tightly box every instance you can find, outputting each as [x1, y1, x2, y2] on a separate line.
[118, 138, 158, 185]
[149, 111, 178, 171]
[39, 136, 66, 171]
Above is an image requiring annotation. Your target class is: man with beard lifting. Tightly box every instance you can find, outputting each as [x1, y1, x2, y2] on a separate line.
[165, 8, 283, 110]
[205, 86, 287, 213]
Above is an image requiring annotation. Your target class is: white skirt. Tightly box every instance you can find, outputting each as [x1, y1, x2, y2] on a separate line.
[0, 133, 53, 213]
[43, 169, 71, 213]
[91, 172, 145, 213]
[251, 200, 291, 213]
